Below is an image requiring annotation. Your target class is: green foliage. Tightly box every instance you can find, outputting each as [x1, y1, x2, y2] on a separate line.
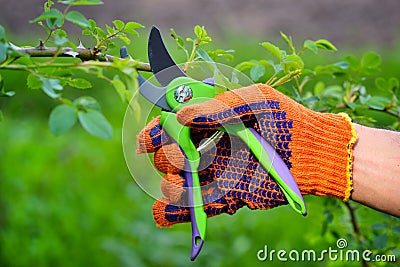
[78, 108, 113, 139]
[49, 104, 77, 135]
[170, 25, 217, 71]
[82, 19, 143, 53]
[0, 0, 143, 139]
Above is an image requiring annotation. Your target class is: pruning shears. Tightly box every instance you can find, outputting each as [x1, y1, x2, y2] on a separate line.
[124, 26, 307, 261]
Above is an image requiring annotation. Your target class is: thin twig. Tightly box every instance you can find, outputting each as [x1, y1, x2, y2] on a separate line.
[345, 202, 361, 236]
[344, 202, 369, 267]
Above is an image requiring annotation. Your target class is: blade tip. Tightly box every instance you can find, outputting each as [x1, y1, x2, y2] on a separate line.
[151, 25, 160, 33]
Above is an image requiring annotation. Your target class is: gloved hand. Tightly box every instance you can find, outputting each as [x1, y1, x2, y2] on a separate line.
[137, 84, 357, 227]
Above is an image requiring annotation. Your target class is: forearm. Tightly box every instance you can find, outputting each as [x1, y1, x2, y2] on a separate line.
[351, 123, 400, 217]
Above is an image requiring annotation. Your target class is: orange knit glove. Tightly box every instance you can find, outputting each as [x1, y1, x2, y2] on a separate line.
[137, 84, 357, 227]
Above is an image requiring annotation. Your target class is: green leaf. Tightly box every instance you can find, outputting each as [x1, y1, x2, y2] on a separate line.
[1, 90, 15, 97]
[32, 9, 63, 28]
[388, 77, 399, 92]
[82, 28, 91, 35]
[54, 31, 68, 46]
[118, 36, 131, 45]
[123, 28, 138, 36]
[111, 76, 127, 102]
[334, 61, 350, 70]
[74, 0, 103, 5]
[260, 42, 282, 61]
[392, 225, 400, 235]
[361, 51, 381, 69]
[32, 9, 63, 22]
[0, 110, 3, 122]
[314, 81, 325, 96]
[321, 85, 343, 99]
[27, 74, 42, 89]
[170, 28, 185, 49]
[0, 25, 5, 40]
[271, 70, 301, 87]
[282, 54, 304, 70]
[366, 96, 391, 110]
[323, 209, 333, 223]
[235, 61, 256, 72]
[0, 75, 15, 97]
[124, 22, 143, 35]
[88, 19, 97, 31]
[194, 25, 202, 37]
[314, 39, 337, 51]
[96, 27, 107, 39]
[372, 233, 388, 250]
[74, 96, 101, 111]
[129, 101, 142, 121]
[258, 59, 272, 68]
[105, 24, 115, 35]
[196, 49, 214, 63]
[113, 20, 125, 31]
[359, 95, 371, 104]
[207, 49, 234, 61]
[375, 77, 388, 91]
[359, 86, 367, 95]
[78, 109, 113, 139]
[67, 78, 92, 89]
[344, 55, 360, 70]
[49, 104, 77, 136]
[304, 40, 318, 54]
[0, 43, 6, 63]
[272, 62, 283, 73]
[213, 69, 237, 92]
[41, 78, 63, 98]
[65, 11, 89, 28]
[280, 32, 294, 52]
[44, 0, 54, 10]
[63, 0, 103, 5]
[107, 42, 116, 49]
[372, 223, 386, 230]
[303, 95, 319, 104]
[250, 64, 265, 82]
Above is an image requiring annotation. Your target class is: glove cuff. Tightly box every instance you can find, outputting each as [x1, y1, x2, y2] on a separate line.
[291, 110, 358, 201]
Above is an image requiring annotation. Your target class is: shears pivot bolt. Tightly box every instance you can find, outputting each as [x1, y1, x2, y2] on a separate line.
[174, 85, 193, 103]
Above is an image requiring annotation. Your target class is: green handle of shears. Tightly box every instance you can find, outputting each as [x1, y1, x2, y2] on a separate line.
[160, 111, 207, 240]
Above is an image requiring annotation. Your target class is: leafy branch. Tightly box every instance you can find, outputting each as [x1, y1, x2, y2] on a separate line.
[0, 0, 149, 139]
[4, 43, 151, 71]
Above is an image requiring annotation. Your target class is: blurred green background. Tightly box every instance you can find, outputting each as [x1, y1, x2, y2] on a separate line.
[1, 1, 400, 266]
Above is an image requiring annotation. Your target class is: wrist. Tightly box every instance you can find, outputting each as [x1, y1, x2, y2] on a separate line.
[351, 124, 400, 217]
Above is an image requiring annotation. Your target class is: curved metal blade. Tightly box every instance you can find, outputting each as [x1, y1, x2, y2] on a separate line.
[138, 75, 171, 111]
[120, 46, 171, 111]
[148, 26, 187, 87]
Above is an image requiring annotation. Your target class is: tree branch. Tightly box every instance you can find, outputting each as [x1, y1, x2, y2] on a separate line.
[344, 202, 369, 267]
[9, 43, 151, 72]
